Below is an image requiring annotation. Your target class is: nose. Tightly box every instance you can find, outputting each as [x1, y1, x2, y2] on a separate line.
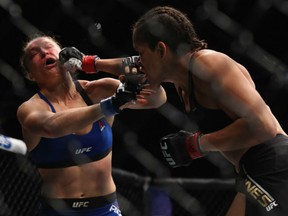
[39, 48, 48, 58]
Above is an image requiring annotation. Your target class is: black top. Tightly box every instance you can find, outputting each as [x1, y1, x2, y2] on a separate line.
[185, 56, 233, 133]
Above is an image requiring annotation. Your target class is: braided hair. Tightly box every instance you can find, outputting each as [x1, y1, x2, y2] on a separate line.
[133, 6, 207, 56]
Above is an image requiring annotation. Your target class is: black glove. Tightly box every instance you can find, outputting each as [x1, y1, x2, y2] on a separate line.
[59, 47, 100, 73]
[160, 130, 205, 168]
[100, 83, 137, 117]
[121, 56, 146, 94]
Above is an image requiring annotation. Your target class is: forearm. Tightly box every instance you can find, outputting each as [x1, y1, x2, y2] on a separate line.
[200, 118, 276, 152]
[96, 58, 123, 76]
[59, 47, 132, 76]
[144, 85, 167, 108]
[41, 104, 105, 137]
[125, 85, 167, 109]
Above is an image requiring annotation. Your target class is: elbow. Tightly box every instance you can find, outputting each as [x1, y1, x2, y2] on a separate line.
[252, 118, 279, 143]
[155, 86, 167, 107]
[160, 97, 167, 107]
[41, 121, 63, 138]
[156, 92, 167, 107]
[152, 94, 167, 108]
[161, 93, 167, 106]
[259, 126, 277, 141]
[265, 120, 281, 140]
[42, 125, 58, 137]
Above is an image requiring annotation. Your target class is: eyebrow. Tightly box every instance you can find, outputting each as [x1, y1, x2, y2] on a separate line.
[28, 41, 57, 53]
[25, 47, 41, 59]
[28, 46, 40, 52]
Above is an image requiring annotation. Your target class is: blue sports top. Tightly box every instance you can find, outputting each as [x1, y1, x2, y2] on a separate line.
[29, 81, 113, 168]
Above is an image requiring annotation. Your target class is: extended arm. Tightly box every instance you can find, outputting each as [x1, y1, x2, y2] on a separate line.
[17, 99, 106, 139]
[59, 47, 167, 110]
[59, 47, 130, 77]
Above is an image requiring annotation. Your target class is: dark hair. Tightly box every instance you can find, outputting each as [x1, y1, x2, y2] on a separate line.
[19, 32, 61, 78]
[133, 6, 207, 55]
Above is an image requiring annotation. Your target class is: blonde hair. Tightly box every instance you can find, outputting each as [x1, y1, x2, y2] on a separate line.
[19, 33, 61, 78]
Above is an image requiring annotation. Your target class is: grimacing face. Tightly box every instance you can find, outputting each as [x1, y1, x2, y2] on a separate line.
[24, 37, 62, 81]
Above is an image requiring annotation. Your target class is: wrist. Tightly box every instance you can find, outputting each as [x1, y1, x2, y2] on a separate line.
[100, 97, 119, 117]
[82, 55, 100, 73]
[197, 133, 207, 154]
[186, 131, 206, 159]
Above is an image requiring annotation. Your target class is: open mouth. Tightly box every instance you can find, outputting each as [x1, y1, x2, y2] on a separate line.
[45, 58, 56, 65]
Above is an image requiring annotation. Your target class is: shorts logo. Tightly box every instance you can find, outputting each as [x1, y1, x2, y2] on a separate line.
[72, 201, 89, 208]
[109, 204, 122, 216]
[244, 168, 278, 212]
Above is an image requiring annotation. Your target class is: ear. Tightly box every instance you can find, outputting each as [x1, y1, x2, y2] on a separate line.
[156, 41, 167, 58]
[27, 72, 35, 81]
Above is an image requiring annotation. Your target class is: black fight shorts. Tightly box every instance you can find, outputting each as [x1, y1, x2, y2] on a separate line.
[236, 134, 288, 216]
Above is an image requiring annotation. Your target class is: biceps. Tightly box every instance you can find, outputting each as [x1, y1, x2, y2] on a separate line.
[21, 111, 52, 134]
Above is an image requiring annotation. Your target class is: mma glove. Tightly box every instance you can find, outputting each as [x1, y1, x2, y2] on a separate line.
[100, 55, 146, 117]
[100, 82, 138, 117]
[160, 130, 206, 168]
[59, 47, 100, 73]
[121, 56, 146, 94]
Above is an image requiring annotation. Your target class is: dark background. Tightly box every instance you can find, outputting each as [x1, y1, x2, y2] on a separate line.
[1, 0, 288, 179]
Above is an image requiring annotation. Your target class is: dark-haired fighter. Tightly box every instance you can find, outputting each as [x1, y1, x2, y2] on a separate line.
[132, 6, 288, 216]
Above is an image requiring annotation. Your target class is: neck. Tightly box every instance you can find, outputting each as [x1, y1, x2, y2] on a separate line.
[40, 76, 78, 104]
[173, 52, 194, 92]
